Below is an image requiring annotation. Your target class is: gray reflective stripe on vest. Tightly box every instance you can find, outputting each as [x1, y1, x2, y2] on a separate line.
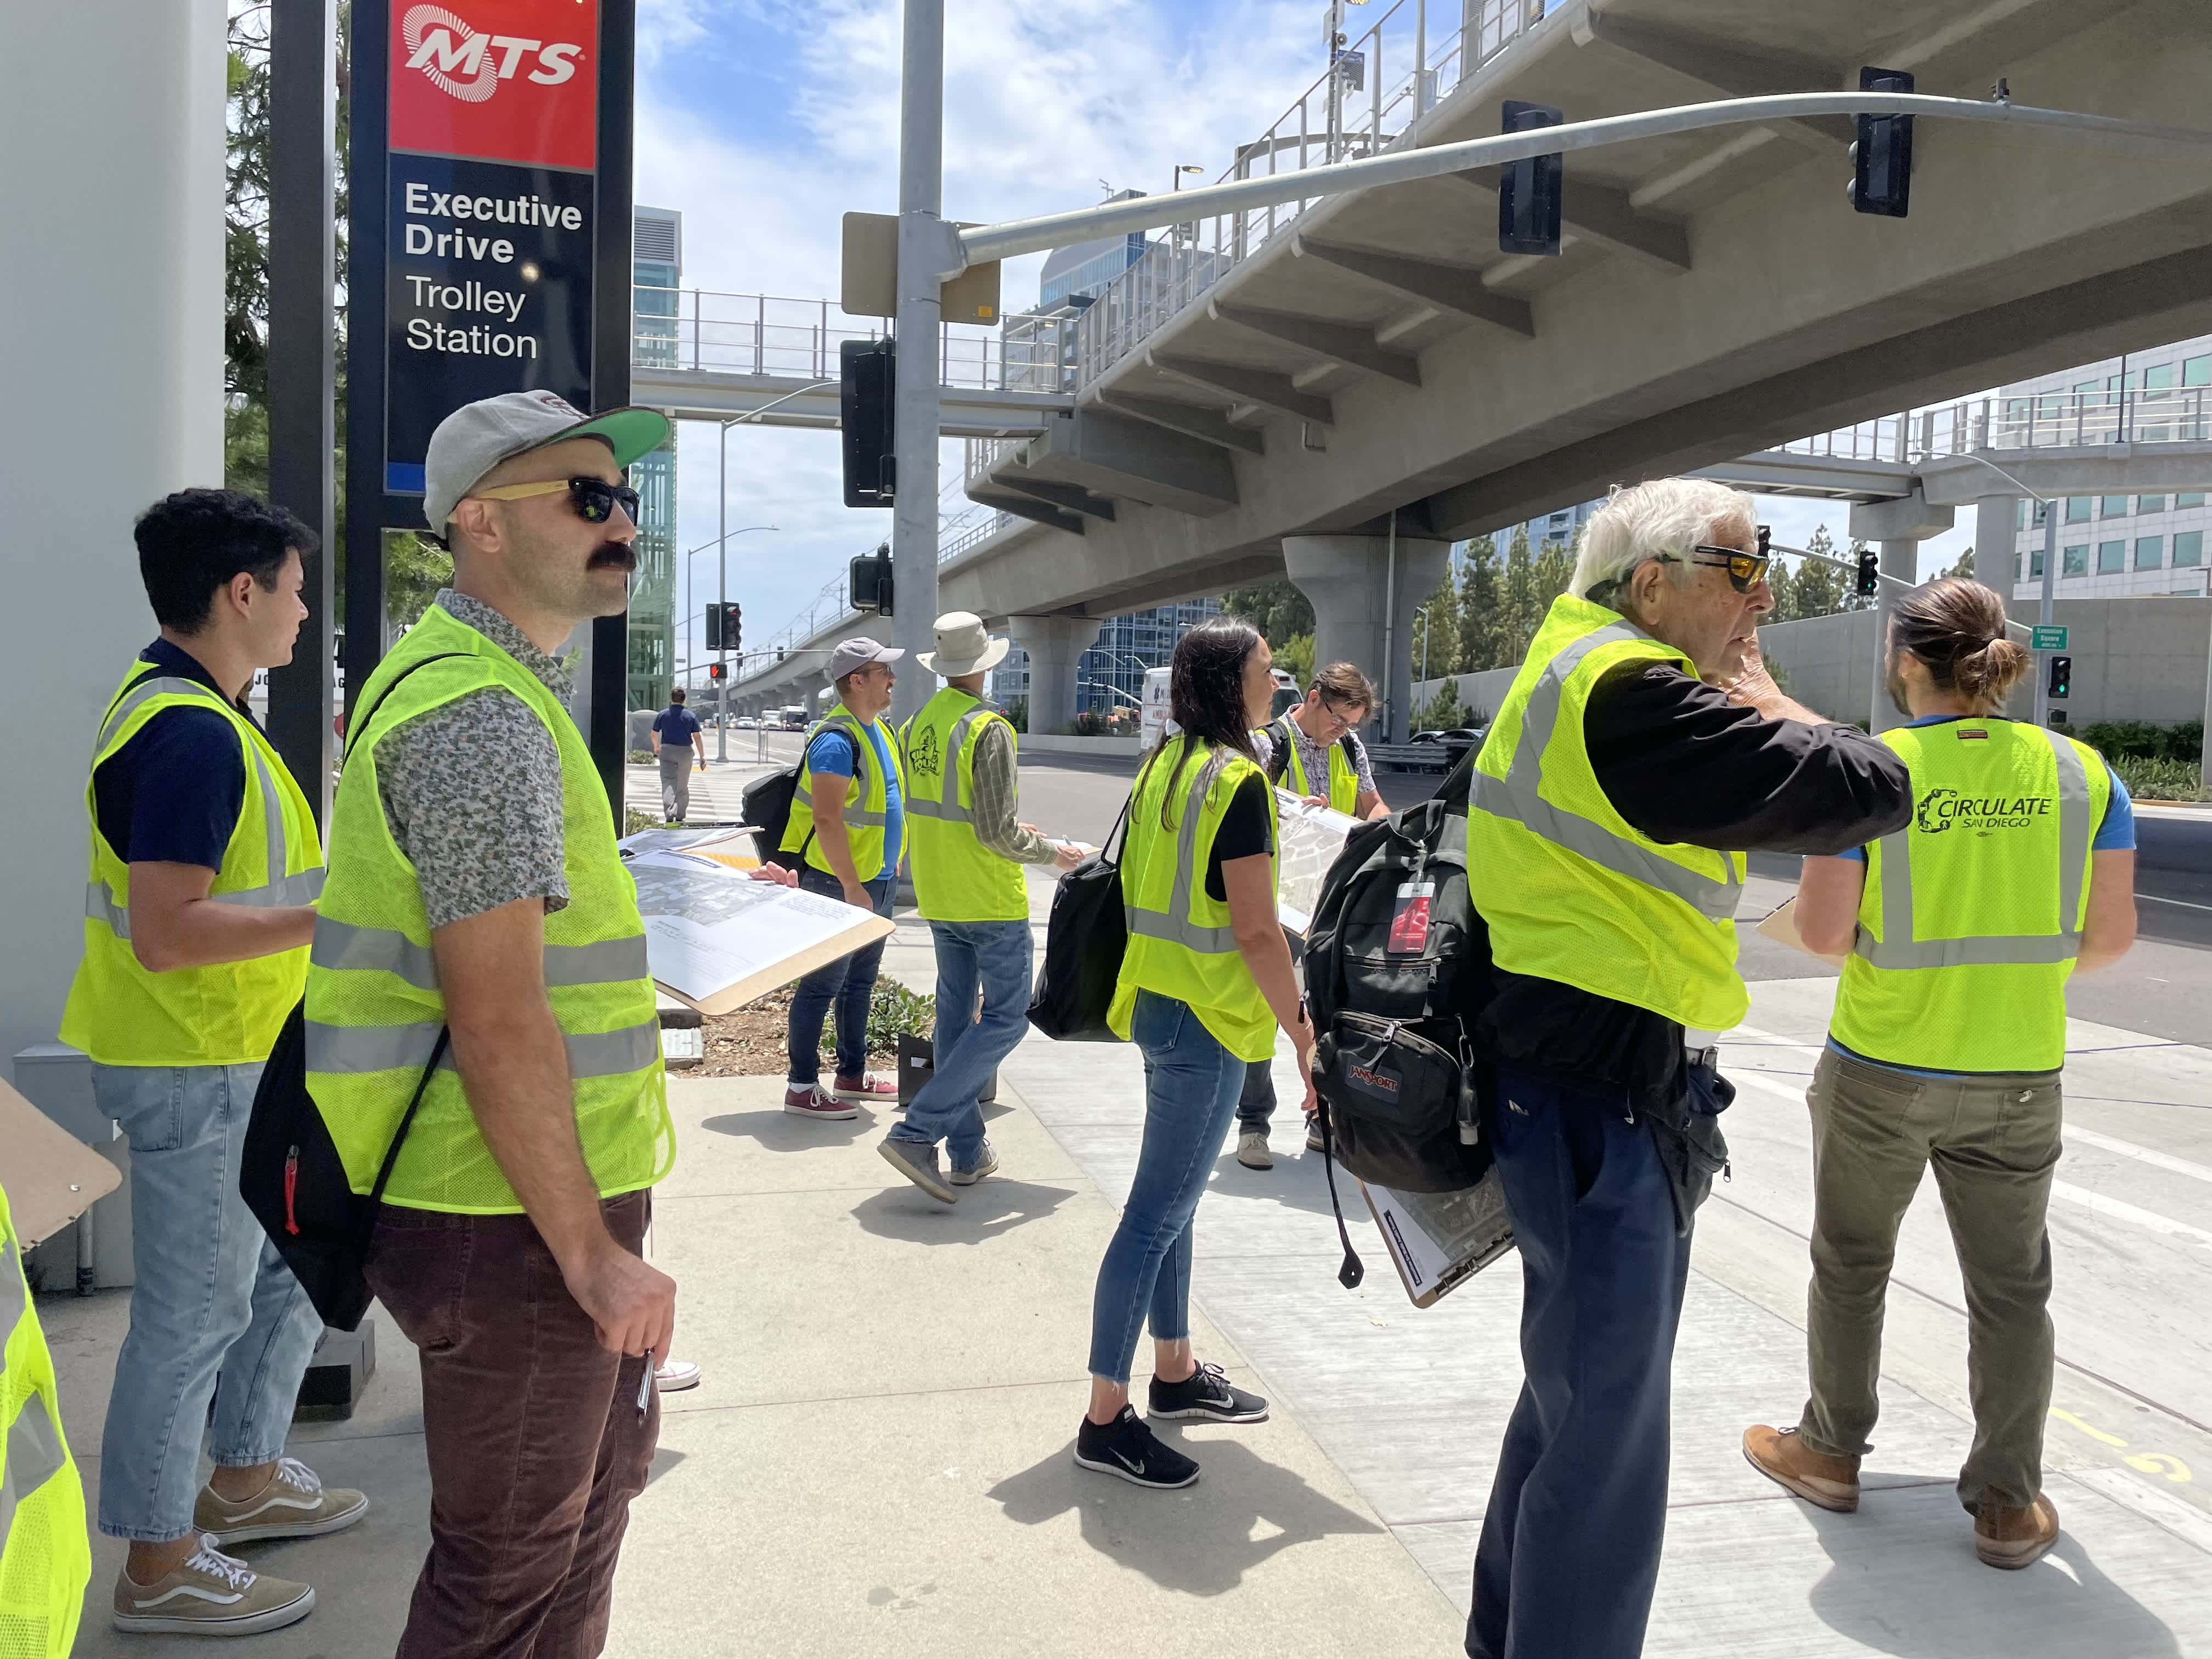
[84, 865, 324, 942]
[1125, 755, 1243, 953]
[311, 919, 648, 991]
[306, 1015, 661, 1078]
[904, 704, 992, 825]
[0, 1239, 24, 1356]
[95, 674, 210, 753]
[1477, 623, 1742, 923]
[1853, 727, 2094, 970]
[0, 1390, 69, 1547]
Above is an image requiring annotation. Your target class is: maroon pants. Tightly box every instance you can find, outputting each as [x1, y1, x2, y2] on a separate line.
[367, 1190, 658, 1659]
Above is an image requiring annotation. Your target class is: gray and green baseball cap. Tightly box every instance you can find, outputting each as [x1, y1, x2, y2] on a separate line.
[423, 391, 672, 533]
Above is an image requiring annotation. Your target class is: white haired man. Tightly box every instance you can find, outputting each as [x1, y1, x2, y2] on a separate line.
[1462, 479, 1913, 1659]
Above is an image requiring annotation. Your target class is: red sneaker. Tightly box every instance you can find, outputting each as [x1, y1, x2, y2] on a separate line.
[784, 1084, 857, 1121]
[831, 1073, 898, 1102]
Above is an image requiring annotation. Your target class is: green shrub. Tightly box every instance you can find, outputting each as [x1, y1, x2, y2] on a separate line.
[623, 807, 661, 837]
[867, 979, 936, 1052]
[627, 748, 656, 765]
[2109, 754, 2203, 803]
[2079, 720, 2202, 764]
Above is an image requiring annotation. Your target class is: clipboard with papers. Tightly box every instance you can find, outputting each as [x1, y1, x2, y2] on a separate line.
[1361, 1171, 1517, 1308]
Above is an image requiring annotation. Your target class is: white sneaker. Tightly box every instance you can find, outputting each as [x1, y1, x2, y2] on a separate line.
[655, 1357, 702, 1392]
[1237, 1131, 1273, 1170]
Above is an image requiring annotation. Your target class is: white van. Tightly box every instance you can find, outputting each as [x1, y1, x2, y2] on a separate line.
[1140, 664, 1298, 748]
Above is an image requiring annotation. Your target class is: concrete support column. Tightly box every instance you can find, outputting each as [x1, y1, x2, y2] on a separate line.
[1849, 491, 1955, 736]
[1008, 616, 1102, 737]
[0, 0, 228, 1066]
[1283, 533, 1452, 742]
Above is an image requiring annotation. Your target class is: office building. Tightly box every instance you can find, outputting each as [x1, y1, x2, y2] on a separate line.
[1999, 337, 2212, 600]
[628, 205, 682, 710]
[992, 599, 1224, 722]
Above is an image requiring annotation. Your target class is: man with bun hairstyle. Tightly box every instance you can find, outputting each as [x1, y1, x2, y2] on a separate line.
[1745, 576, 2137, 1571]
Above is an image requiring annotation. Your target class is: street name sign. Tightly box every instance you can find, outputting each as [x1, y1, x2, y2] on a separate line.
[2031, 625, 2069, 651]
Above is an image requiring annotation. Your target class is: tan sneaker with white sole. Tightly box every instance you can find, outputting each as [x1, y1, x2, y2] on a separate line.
[193, 1457, 368, 1546]
[112, 1536, 315, 1636]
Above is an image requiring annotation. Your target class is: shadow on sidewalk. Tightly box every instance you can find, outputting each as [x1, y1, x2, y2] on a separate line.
[701, 1107, 885, 1150]
[986, 1434, 1384, 1596]
[1209, 1148, 1344, 1220]
[1801, 1498, 2181, 1657]
[849, 1180, 1077, 1245]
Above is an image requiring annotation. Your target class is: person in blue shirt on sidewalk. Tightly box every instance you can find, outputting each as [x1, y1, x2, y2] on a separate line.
[649, 688, 704, 823]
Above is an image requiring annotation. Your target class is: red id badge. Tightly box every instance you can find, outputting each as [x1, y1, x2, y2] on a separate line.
[1387, 881, 1435, 953]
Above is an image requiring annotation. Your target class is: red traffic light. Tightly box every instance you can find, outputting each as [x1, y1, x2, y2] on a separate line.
[708, 663, 727, 681]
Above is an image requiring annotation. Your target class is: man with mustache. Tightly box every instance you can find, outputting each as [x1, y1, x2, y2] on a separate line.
[305, 391, 678, 1657]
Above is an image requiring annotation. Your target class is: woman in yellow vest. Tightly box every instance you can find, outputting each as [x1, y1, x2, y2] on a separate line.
[1744, 578, 2137, 1570]
[1074, 619, 1316, 1490]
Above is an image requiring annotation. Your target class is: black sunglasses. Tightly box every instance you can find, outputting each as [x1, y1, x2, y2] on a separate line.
[471, 475, 642, 526]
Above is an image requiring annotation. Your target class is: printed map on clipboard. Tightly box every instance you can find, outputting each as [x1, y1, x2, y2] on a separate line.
[1362, 1171, 1517, 1308]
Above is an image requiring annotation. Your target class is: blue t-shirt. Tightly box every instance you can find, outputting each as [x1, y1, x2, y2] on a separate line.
[652, 704, 702, 745]
[1825, 714, 2132, 1079]
[806, 716, 902, 877]
[91, 639, 250, 872]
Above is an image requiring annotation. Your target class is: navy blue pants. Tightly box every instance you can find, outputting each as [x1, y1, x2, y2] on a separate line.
[1468, 1066, 1693, 1659]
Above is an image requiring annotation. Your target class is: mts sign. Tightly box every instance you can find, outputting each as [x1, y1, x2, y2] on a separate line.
[390, 0, 599, 171]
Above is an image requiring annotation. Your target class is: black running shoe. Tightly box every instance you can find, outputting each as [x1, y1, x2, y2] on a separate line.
[1148, 1361, 1270, 1424]
[1074, 1407, 1200, 1490]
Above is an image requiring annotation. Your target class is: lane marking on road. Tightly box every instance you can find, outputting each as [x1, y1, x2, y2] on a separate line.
[2049, 1181, 2212, 1249]
[2139, 893, 2212, 912]
[2067, 1125, 2212, 1186]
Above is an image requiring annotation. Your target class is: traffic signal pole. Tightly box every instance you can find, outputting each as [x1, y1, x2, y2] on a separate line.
[718, 423, 729, 761]
[2034, 497, 2058, 730]
[891, 0, 947, 727]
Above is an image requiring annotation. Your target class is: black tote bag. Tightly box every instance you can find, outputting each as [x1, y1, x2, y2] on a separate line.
[1026, 795, 1132, 1042]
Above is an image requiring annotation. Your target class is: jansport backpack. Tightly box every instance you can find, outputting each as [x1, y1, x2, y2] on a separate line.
[741, 724, 862, 869]
[1302, 744, 1494, 1283]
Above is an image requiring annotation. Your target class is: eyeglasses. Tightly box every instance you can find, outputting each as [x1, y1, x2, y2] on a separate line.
[1316, 697, 1365, 728]
[1655, 524, 1773, 593]
[469, 476, 641, 527]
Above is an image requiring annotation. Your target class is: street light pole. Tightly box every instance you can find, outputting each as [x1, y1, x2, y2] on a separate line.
[718, 423, 729, 760]
[891, 0, 947, 726]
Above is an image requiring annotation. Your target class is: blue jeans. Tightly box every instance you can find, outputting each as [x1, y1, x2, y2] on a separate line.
[889, 918, 1032, 1170]
[786, 867, 895, 1085]
[1467, 1066, 1692, 1659]
[94, 1060, 322, 1542]
[1086, 991, 1248, 1382]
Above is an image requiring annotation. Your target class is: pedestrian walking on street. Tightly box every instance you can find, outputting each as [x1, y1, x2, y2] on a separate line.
[651, 686, 705, 823]
[307, 391, 680, 1658]
[780, 639, 908, 1120]
[1743, 577, 2138, 1571]
[1237, 659, 1391, 1171]
[1462, 479, 1912, 1659]
[61, 489, 366, 1638]
[878, 613, 1081, 1203]
[1074, 618, 1316, 1491]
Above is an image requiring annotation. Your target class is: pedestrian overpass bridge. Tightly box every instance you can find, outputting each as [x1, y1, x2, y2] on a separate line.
[634, 0, 2212, 730]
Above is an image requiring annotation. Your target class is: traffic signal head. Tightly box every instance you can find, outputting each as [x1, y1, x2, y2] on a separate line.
[840, 338, 896, 508]
[850, 544, 893, 617]
[1498, 100, 1564, 257]
[1849, 67, 1915, 217]
[708, 662, 727, 682]
[2046, 654, 2070, 700]
[727, 602, 741, 655]
[1855, 546, 1880, 598]
[704, 604, 724, 652]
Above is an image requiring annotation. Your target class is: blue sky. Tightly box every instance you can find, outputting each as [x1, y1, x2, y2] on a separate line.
[630, 1, 1973, 671]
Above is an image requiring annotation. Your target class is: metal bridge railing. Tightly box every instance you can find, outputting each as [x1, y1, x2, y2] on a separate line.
[1074, 0, 1555, 388]
[1779, 389, 2212, 465]
[632, 286, 1025, 390]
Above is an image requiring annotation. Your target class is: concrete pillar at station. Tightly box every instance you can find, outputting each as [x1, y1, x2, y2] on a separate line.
[1974, 492, 2028, 718]
[1008, 616, 1102, 737]
[0, 0, 229, 1067]
[1849, 490, 1955, 735]
[1282, 533, 1452, 742]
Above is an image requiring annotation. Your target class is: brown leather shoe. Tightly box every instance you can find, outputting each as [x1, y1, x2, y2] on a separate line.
[1742, 1424, 1860, 1513]
[1975, 1491, 2059, 1569]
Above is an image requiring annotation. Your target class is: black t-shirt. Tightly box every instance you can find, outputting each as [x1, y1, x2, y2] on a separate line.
[90, 639, 250, 872]
[1475, 661, 1912, 1113]
[1204, 772, 1274, 902]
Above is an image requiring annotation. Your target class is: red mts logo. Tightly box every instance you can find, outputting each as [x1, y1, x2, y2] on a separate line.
[391, 1, 598, 171]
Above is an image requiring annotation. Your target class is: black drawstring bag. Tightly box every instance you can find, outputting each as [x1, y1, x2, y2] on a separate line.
[238, 652, 462, 1329]
[1026, 795, 1131, 1042]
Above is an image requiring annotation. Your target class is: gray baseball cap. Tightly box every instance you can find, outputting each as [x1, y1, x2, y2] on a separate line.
[422, 390, 672, 534]
[827, 638, 904, 681]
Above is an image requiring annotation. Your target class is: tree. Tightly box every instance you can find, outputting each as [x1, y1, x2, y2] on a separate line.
[1939, 545, 1977, 580]
[1221, 579, 1314, 648]
[1273, 631, 1314, 689]
[1412, 680, 1466, 732]
[1455, 535, 1502, 672]
[1499, 527, 1540, 667]
[1410, 573, 1459, 685]
[1791, 526, 1846, 619]
[1765, 555, 1798, 623]
[383, 530, 451, 632]
[1532, 532, 1575, 617]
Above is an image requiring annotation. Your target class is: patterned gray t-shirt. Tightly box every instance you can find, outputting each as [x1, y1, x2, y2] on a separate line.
[374, 591, 571, 931]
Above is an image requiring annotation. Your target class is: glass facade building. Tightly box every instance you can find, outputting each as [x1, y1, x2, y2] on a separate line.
[627, 206, 682, 713]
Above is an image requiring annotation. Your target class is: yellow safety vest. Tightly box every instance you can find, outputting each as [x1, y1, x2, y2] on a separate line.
[1466, 595, 1748, 1031]
[1831, 720, 2108, 1073]
[0, 1183, 89, 1658]
[1109, 736, 1280, 1061]
[781, 709, 904, 882]
[901, 687, 1028, 922]
[59, 657, 324, 1066]
[1266, 714, 1359, 815]
[304, 604, 673, 1214]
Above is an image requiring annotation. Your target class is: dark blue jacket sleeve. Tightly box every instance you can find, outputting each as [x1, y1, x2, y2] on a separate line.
[92, 707, 246, 872]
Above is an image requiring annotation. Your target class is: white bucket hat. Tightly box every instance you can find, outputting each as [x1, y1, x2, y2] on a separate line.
[916, 612, 1011, 678]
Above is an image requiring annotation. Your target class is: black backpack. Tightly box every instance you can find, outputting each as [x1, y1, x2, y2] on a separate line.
[1303, 745, 1495, 1284]
[741, 723, 862, 869]
[239, 652, 464, 1330]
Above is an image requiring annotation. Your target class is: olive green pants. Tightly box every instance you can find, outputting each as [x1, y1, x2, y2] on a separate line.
[1796, 1047, 2063, 1513]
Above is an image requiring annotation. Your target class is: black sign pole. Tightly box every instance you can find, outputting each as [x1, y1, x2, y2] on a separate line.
[341, 0, 390, 719]
[267, 0, 340, 820]
[590, 0, 637, 826]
